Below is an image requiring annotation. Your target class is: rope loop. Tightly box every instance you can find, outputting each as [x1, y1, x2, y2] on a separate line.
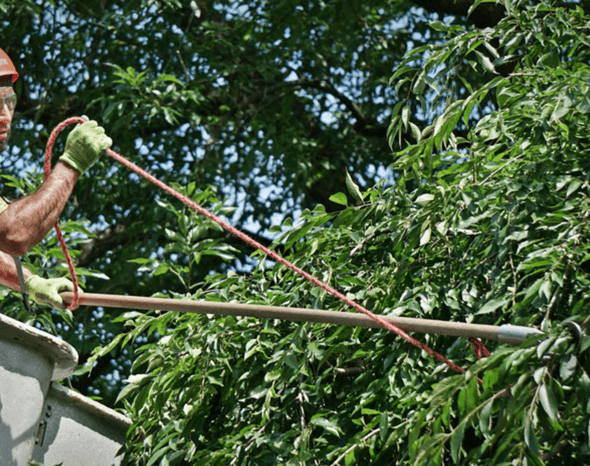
[45, 117, 86, 311]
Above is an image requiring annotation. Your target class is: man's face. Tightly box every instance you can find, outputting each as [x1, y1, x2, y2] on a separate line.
[0, 86, 17, 152]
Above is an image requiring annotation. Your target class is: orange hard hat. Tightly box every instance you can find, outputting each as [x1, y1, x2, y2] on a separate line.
[0, 47, 19, 83]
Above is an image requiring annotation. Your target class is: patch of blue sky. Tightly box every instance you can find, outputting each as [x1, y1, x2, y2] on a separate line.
[214, 0, 266, 22]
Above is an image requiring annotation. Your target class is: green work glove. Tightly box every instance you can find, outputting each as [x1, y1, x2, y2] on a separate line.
[25, 275, 75, 309]
[59, 120, 112, 175]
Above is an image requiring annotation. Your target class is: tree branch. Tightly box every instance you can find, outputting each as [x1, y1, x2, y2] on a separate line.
[289, 79, 367, 125]
[77, 222, 130, 267]
[287, 79, 389, 139]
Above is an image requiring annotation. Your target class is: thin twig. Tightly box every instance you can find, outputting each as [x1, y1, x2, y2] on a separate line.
[509, 254, 517, 308]
[479, 153, 525, 186]
[518, 367, 548, 464]
[541, 287, 560, 332]
[329, 428, 380, 466]
[298, 390, 307, 431]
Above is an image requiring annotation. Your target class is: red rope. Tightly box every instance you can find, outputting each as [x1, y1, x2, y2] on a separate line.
[469, 338, 490, 359]
[45, 117, 84, 310]
[47, 117, 466, 375]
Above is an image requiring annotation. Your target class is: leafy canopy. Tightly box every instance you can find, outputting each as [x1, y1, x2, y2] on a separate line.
[1, 0, 590, 464]
[85, 1, 590, 465]
[0, 0, 432, 400]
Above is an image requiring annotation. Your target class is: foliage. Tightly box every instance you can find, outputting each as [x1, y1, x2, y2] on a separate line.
[81, 1, 590, 464]
[0, 0, 450, 404]
[0, 0, 442, 401]
[2, 0, 590, 464]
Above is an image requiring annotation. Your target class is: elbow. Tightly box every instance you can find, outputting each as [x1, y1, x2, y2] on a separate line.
[1, 240, 32, 257]
[0, 209, 43, 257]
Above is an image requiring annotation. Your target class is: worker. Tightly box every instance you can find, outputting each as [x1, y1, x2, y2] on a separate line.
[0, 47, 112, 310]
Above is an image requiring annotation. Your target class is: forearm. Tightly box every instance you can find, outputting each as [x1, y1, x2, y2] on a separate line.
[0, 162, 79, 256]
[0, 250, 33, 291]
[0, 250, 74, 309]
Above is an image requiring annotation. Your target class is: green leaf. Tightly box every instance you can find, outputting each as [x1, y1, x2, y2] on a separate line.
[479, 399, 493, 437]
[345, 170, 364, 203]
[310, 416, 343, 437]
[345, 450, 356, 466]
[468, 0, 499, 16]
[577, 97, 590, 113]
[475, 50, 496, 73]
[523, 278, 544, 303]
[463, 95, 477, 125]
[165, 228, 184, 243]
[146, 446, 169, 466]
[420, 227, 431, 246]
[524, 418, 540, 456]
[450, 422, 465, 463]
[539, 383, 559, 423]
[329, 192, 348, 206]
[402, 105, 410, 128]
[539, 279, 552, 301]
[158, 73, 184, 85]
[379, 412, 389, 441]
[576, 370, 590, 410]
[153, 262, 169, 276]
[116, 374, 152, 404]
[362, 408, 381, 416]
[415, 193, 435, 206]
[477, 297, 508, 315]
[566, 180, 583, 198]
[559, 353, 577, 381]
[429, 21, 448, 32]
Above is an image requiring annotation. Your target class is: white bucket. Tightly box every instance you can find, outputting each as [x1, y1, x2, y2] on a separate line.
[31, 383, 131, 466]
[0, 313, 78, 466]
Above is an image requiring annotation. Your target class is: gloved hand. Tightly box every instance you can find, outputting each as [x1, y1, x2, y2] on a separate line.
[59, 120, 112, 175]
[25, 275, 75, 309]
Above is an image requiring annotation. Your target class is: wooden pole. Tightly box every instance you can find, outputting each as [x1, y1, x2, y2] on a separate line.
[61, 292, 542, 344]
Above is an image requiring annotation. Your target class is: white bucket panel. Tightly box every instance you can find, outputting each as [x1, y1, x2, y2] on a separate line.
[0, 338, 53, 466]
[31, 383, 131, 466]
[0, 313, 78, 466]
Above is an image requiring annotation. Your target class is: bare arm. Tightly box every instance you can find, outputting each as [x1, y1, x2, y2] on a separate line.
[0, 161, 79, 256]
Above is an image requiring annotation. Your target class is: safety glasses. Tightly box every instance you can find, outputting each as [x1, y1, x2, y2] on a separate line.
[0, 93, 17, 112]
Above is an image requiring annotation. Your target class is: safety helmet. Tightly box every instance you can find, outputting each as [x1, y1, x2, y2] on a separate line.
[0, 47, 19, 83]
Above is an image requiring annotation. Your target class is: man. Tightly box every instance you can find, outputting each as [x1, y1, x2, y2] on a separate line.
[0, 47, 112, 309]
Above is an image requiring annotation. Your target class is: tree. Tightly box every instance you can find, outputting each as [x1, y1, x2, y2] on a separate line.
[89, 0, 590, 464]
[1, 0, 590, 464]
[0, 0, 455, 401]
